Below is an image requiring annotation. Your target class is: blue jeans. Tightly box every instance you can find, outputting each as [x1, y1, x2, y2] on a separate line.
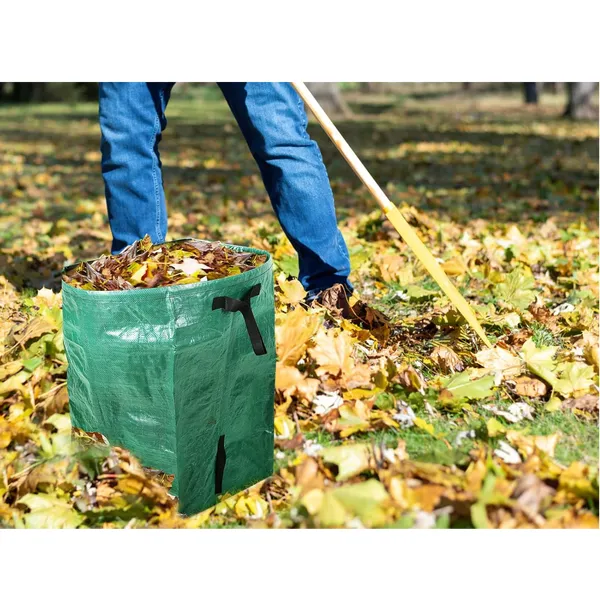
[99, 82, 352, 295]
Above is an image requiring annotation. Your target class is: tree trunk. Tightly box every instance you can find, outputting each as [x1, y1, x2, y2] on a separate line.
[523, 83, 538, 104]
[360, 82, 387, 93]
[11, 83, 46, 103]
[305, 82, 351, 116]
[564, 82, 597, 120]
[76, 83, 99, 101]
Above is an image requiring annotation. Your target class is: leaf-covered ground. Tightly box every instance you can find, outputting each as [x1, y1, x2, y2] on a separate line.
[1, 87, 598, 528]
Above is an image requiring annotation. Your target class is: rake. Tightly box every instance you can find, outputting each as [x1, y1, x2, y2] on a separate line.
[291, 81, 492, 348]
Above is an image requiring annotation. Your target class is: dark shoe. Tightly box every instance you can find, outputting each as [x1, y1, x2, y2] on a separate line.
[307, 283, 390, 341]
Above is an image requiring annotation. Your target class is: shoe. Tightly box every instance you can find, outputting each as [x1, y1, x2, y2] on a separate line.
[306, 283, 390, 340]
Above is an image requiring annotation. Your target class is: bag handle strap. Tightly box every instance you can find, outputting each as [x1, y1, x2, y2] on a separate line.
[212, 283, 267, 356]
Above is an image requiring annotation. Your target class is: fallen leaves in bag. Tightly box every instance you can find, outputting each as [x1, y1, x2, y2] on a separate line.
[62, 235, 267, 291]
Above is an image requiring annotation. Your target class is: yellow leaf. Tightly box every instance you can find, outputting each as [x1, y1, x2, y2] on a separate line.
[486, 417, 506, 438]
[276, 307, 320, 365]
[343, 388, 378, 401]
[329, 479, 390, 527]
[0, 370, 30, 395]
[397, 364, 426, 393]
[276, 274, 307, 304]
[301, 488, 324, 515]
[545, 395, 562, 412]
[441, 256, 467, 276]
[0, 430, 11, 449]
[558, 463, 596, 500]
[581, 331, 599, 371]
[275, 364, 319, 401]
[413, 417, 435, 436]
[234, 495, 268, 519]
[18, 493, 84, 529]
[320, 444, 371, 481]
[35, 288, 62, 309]
[521, 339, 559, 388]
[129, 262, 148, 283]
[506, 431, 561, 458]
[309, 329, 354, 377]
[554, 362, 595, 397]
[0, 360, 24, 381]
[318, 490, 349, 527]
[274, 415, 295, 440]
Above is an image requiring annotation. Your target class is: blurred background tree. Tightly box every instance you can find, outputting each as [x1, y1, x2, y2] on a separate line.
[564, 82, 597, 119]
[0, 82, 597, 120]
[305, 82, 350, 115]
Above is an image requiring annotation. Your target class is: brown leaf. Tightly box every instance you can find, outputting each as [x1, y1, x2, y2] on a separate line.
[12, 317, 56, 345]
[512, 376, 548, 398]
[562, 394, 599, 414]
[38, 386, 69, 417]
[314, 283, 390, 341]
[512, 474, 554, 515]
[397, 364, 426, 393]
[275, 432, 305, 450]
[295, 457, 322, 489]
[430, 345, 464, 374]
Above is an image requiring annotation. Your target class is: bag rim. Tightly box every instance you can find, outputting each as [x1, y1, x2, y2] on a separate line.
[61, 238, 273, 297]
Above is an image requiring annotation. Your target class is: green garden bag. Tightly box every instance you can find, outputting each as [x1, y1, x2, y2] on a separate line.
[62, 240, 275, 515]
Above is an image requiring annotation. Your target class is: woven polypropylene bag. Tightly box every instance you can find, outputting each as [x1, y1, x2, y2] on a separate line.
[62, 240, 275, 515]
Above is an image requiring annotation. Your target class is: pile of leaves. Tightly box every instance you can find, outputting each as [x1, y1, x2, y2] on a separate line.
[1, 91, 598, 528]
[62, 235, 266, 291]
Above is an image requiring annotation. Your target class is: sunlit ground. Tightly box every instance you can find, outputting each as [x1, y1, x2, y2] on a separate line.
[1, 86, 598, 528]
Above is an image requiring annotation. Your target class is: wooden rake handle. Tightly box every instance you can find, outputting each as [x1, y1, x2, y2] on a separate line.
[291, 81, 492, 348]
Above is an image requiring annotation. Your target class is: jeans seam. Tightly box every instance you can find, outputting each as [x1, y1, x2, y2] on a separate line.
[296, 92, 309, 136]
[151, 89, 163, 243]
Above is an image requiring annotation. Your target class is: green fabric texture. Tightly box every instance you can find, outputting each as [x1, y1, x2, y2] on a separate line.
[62, 240, 275, 515]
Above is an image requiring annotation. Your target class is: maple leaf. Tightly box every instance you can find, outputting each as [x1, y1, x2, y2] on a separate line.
[17, 493, 84, 529]
[520, 338, 559, 388]
[276, 273, 307, 304]
[275, 364, 319, 401]
[494, 268, 537, 310]
[309, 329, 354, 377]
[440, 369, 495, 400]
[475, 345, 523, 384]
[276, 307, 320, 365]
[553, 362, 596, 397]
[320, 444, 371, 481]
[430, 345, 464, 374]
[506, 431, 561, 458]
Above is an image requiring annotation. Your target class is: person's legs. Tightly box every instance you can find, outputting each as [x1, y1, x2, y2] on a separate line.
[99, 82, 175, 253]
[218, 82, 352, 295]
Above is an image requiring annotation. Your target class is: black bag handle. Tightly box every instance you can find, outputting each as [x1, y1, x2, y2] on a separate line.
[212, 283, 267, 356]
